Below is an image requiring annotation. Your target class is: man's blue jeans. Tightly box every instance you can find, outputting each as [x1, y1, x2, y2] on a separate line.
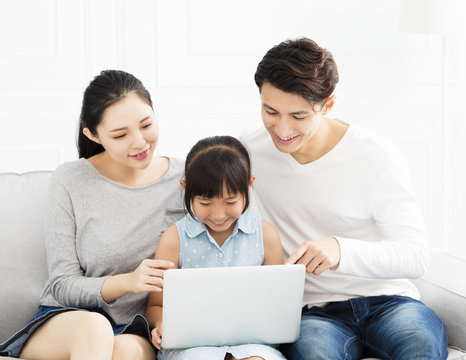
[280, 295, 448, 360]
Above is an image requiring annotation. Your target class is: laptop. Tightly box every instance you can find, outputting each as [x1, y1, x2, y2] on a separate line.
[161, 264, 305, 349]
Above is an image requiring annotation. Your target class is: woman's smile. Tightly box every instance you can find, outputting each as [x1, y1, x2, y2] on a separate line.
[129, 147, 150, 160]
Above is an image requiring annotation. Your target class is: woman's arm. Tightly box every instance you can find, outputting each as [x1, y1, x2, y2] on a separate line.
[46, 174, 109, 308]
[262, 220, 284, 265]
[145, 224, 180, 349]
[46, 169, 176, 308]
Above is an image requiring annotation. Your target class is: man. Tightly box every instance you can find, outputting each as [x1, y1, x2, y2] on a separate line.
[242, 37, 447, 359]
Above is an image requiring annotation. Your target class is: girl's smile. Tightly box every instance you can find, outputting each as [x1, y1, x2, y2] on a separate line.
[192, 184, 245, 245]
[206, 216, 235, 231]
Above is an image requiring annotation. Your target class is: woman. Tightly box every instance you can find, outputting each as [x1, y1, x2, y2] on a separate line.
[0, 70, 184, 359]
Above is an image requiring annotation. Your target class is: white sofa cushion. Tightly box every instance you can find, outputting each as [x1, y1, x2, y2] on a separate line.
[413, 277, 466, 352]
[0, 172, 51, 343]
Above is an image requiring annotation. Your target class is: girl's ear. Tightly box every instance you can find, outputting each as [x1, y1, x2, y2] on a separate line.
[180, 180, 186, 189]
[249, 175, 256, 188]
[83, 127, 101, 144]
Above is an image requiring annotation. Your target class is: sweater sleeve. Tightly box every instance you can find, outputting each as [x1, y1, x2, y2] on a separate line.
[45, 172, 109, 308]
[335, 150, 430, 279]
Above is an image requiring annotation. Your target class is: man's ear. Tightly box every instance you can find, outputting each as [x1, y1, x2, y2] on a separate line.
[83, 127, 100, 144]
[322, 95, 336, 114]
[180, 180, 186, 189]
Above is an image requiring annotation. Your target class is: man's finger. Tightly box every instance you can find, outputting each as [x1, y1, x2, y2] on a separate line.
[285, 243, 308, 264]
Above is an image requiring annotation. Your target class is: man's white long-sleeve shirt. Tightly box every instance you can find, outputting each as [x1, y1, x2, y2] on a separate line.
[242, 123, 430, 307]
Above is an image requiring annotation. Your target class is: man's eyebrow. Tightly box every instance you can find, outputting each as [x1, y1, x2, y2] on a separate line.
[263, 103, 277, 112]
[290, 110, 310, 115]
[263, 103, 310, 116]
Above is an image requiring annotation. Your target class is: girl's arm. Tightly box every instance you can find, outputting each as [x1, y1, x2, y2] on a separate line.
[145, 224, 180, 349]
[262, 219, 284, 265]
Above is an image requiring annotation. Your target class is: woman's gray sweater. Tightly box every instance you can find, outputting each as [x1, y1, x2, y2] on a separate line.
[39, 157, 185, 325]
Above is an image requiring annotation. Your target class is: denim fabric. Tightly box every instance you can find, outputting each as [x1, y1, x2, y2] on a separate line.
[280, 295, 448, 360]
[0, 305, 152, 358]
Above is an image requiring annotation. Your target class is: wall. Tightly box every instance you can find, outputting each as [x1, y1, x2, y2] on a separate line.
[0, 0, 464, 258]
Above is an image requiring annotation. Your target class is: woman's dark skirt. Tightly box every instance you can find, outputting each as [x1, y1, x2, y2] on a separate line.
[0, 305, 152, 358]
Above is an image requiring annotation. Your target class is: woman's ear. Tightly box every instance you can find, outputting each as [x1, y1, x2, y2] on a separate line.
[249, 175, 256, 189]
[83, 127, 101, 144]
[180, 180, 186, 189]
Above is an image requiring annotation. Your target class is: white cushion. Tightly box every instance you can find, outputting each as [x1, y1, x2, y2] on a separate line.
[0, 172, 51, 342]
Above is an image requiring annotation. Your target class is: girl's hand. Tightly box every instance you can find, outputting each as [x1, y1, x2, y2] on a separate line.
[285, 237, 341, 275]
[128, 259, 175, 293]
[151, 323, 163, 349]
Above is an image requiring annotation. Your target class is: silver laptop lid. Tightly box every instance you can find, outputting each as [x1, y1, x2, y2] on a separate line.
[161, 264, 305, 349]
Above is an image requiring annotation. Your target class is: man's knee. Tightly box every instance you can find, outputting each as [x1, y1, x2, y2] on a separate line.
[369, 298, 448, 359]
[284, 317, 359, 360]
[391, 328, 448, 359]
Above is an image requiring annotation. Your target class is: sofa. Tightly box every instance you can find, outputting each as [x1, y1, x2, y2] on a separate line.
[0, 170, 465, 360]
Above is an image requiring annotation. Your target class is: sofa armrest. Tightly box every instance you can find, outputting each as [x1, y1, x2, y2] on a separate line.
[412, 254, 466, 351]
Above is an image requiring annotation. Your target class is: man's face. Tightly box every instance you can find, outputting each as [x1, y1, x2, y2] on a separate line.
[260, 82, 325, 160]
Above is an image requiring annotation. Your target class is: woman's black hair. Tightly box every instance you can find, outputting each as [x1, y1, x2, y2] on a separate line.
[77, 70, 152, 159]
[184, 136, 252, 219]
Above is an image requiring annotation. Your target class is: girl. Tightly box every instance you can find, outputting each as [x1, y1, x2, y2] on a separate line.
[146, 135, 287, 360]
[0, 70, 184, 359]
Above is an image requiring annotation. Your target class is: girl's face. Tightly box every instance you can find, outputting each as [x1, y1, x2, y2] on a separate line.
[192, 183, 245, 241]
[88, 92, 158, 170]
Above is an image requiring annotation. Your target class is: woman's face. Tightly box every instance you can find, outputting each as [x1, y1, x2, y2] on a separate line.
[93, 92, 158, 170]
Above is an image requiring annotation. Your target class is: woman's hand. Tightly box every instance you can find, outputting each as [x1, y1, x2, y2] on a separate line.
[101, 259, 175, 303]
[151, 322, 163, 349]
[285, 237, 341, 275]
[128, 259, 175, 293]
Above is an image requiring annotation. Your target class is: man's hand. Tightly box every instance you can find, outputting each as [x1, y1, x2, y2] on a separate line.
[285, 237, 341, 275]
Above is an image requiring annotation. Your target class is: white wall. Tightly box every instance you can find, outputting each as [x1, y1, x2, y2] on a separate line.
[0, 0, 465, 259]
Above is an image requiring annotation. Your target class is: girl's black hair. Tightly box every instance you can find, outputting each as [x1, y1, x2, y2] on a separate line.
[184, 136, 252, 219]
[77, 70, 152, 159]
